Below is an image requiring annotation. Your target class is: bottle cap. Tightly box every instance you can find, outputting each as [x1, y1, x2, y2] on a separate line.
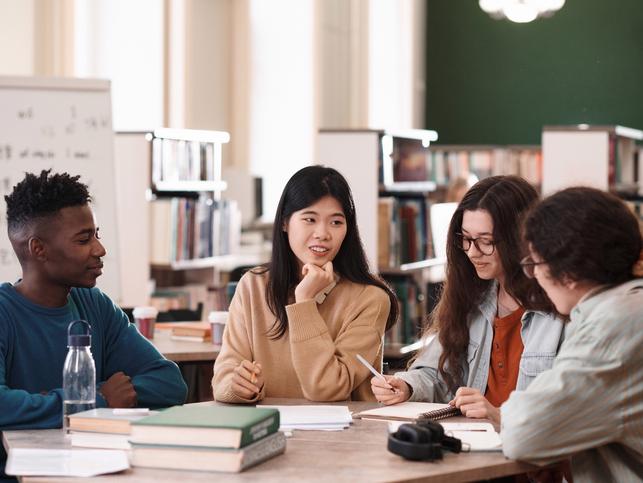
[67, 320, 92, 347]
[208, 311, 228, 324]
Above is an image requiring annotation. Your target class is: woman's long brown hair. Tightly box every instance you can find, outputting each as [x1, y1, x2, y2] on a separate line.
[422, 176, 555, 394]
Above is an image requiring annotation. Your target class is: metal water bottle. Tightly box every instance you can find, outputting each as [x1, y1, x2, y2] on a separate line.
[62, 320, 96, 431]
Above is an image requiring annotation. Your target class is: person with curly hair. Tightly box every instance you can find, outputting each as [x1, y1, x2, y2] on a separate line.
[502, 187, 643, 482]
[0, 171, 187, 461]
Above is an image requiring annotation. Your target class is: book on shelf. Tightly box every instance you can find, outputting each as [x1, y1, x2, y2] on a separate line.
[130, 405, 280, 449]
[150, 284, 208, 312]
[427, 146, 543, 187]
[384, 276, 422, 345]
[377, 196, 434, 269]
[68, 408, 158, 435]
[378, 198, 395, 268]
[154, 137, 221, 184]
[130, 431, 286, 473]
[357, 402, 461, 422]
[150, 196, 242, 265]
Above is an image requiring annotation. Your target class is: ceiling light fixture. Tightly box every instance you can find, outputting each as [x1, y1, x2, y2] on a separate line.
[479, 0, 565, 23]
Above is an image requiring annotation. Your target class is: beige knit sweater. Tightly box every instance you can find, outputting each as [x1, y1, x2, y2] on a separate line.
[211, 270, 390, 403]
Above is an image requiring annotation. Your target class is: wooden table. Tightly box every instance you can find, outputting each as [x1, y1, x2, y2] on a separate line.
[3, 399, 536, 483]
[150, 329, 219, 363]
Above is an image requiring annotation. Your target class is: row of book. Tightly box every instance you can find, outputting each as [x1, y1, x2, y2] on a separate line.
[426, 148, 542, 186]
[386, 147, 542, 187]
[385, 276, 424, 345]
[152, 137, 219, 183]
[68, 406, 285, 473]
[150, 196, 241, 264]
[378, 197, 459, 268]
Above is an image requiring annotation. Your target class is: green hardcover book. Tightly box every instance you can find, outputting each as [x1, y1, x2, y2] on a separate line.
[130, 405, 279, 449]
[130, 431, 287, 473]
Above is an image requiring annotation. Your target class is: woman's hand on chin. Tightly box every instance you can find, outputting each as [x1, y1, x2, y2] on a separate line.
[294, 261, 334, 303]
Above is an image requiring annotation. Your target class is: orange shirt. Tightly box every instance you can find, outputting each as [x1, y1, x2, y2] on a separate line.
[485, 307, 525, 407]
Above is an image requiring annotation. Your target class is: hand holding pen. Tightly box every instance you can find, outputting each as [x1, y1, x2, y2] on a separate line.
[370, 375, 411, 405]
[231, 360, 264, 399]
[355, 354, 412, 405]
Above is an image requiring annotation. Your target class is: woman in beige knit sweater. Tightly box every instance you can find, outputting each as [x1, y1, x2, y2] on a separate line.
[212, 166, 398, 403]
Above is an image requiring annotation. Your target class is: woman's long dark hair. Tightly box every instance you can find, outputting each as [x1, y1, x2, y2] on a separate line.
[423, 176, 555, 393]
[255, 165, 399, 339]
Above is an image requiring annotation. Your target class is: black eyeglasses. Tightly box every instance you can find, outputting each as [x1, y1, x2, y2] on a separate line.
[455, 233, 497, 256]
[520, 255, 547, 279]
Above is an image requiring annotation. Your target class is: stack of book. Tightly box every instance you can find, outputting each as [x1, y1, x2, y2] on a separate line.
[129, 405, 285, 473]
[157, 321, 212, 342]
[68, 408, 156, 450]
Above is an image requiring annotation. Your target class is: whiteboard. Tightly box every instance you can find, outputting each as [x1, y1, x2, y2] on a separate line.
[0, 76, 120, 302]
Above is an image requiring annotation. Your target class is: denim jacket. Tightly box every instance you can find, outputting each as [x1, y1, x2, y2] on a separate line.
[395, 282, 565, 403]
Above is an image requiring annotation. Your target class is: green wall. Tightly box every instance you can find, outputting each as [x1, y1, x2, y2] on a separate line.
[425, 0, 643, 145]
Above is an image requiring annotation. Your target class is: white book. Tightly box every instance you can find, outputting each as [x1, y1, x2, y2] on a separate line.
[70, 431, 131, 450]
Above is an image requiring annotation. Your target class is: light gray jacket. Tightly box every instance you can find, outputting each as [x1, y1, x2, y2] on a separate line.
[501, 279, 643, 483]
[395, 282, 565, 402]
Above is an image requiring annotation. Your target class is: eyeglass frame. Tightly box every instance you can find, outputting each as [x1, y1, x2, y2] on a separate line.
[520, 255, 547, 279]
[454, 232, 498, 256]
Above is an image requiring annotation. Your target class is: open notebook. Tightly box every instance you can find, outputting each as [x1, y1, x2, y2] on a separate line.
[357, 402, 461, 422]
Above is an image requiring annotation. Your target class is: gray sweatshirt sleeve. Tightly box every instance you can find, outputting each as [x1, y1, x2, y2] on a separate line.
[394, 334, 454, 403]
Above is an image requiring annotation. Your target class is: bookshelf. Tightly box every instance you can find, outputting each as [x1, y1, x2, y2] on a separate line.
[543, 125, 643, 221]
[318, 130, 545, 357]
[148, 128, 242, 270]
[542, 124, 643, 195]
[146, 128, 250, 316]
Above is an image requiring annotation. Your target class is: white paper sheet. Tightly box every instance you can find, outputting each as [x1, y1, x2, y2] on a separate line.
[260, 405, 352, 431]
[6, 448, 130, 477]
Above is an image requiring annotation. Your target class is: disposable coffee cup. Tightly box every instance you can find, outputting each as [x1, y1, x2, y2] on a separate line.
[133, 306, 158, 339]
[208, 311, 228, 347]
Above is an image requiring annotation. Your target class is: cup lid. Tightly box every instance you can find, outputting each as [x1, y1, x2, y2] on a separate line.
[133, 306, 158, 318]
[208, 311, 228, 324]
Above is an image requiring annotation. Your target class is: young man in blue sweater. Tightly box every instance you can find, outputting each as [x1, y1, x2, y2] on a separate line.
[0, 170, 187, 476]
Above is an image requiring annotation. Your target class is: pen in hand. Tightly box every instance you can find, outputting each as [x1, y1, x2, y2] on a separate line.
[356, 354, 399, 394]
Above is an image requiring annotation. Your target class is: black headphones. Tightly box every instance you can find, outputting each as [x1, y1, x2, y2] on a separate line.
[388, 420, 463, 461]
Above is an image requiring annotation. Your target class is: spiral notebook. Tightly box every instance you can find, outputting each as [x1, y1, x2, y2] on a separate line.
[357, 402, 461, 422]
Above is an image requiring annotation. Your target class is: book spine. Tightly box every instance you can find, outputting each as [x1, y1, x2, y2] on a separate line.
[240, 413, 280, 447]
[240, 432, 286, 471]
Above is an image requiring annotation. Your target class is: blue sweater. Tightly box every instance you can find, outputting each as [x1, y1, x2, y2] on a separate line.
[0, 283, 187, 474]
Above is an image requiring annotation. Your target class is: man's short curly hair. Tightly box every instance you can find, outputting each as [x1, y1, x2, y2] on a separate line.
[5, 170, 91, 234]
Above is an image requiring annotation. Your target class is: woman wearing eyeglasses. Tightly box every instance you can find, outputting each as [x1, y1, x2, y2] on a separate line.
[371, 176, 564, 424]
[501, 187, 642, 482]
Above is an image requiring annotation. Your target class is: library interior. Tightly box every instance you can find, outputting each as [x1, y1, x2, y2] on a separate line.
[0, 1, 642, 482]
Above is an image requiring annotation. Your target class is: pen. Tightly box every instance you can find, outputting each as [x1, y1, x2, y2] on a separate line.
[356, 354, 386, 382]
[356, 353, 400, 396]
